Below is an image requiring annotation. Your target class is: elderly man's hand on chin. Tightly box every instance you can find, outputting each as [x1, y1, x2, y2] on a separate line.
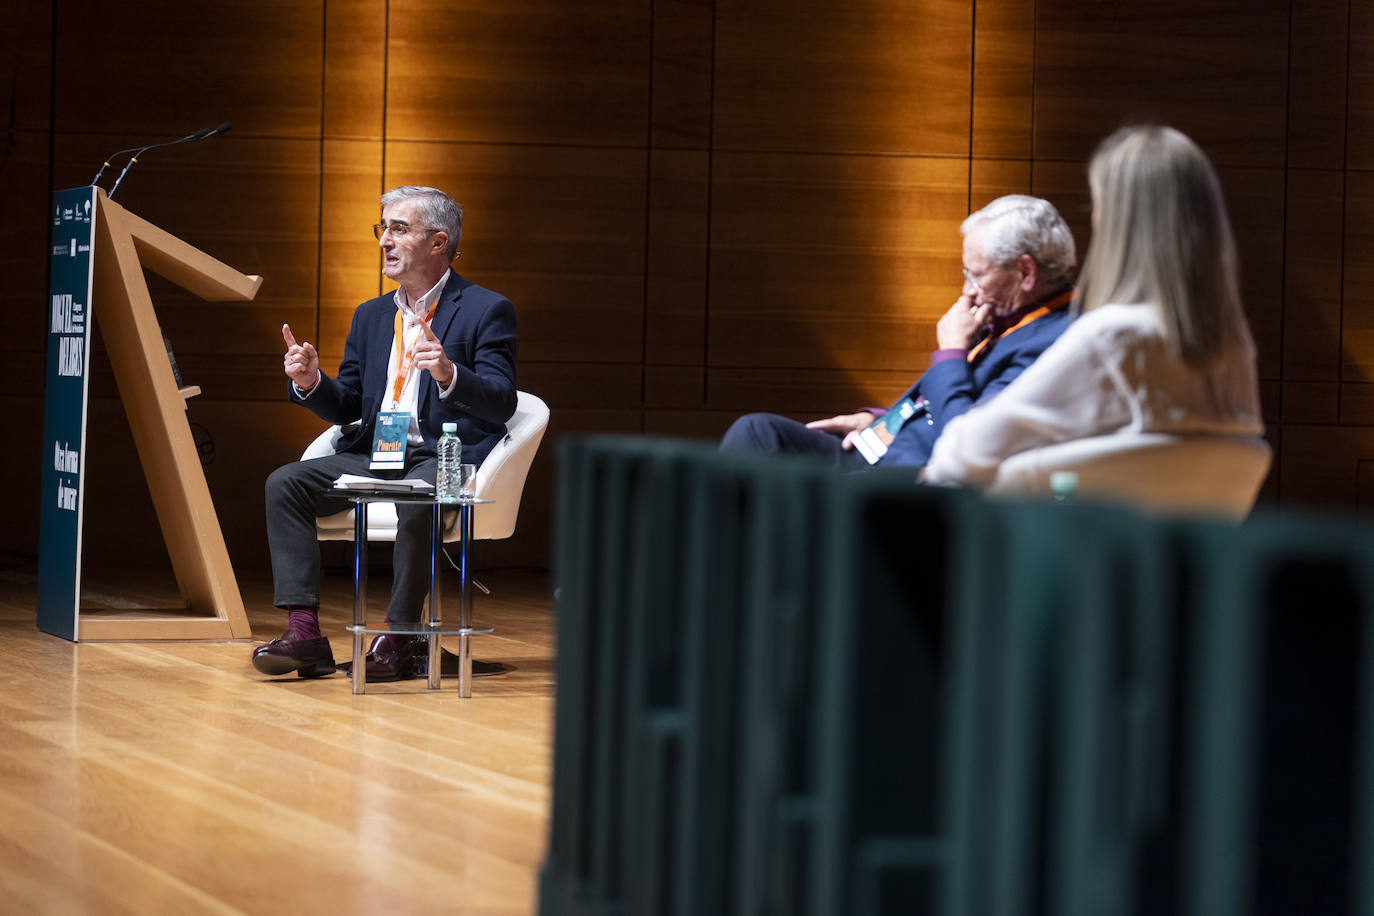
[936, 294, 993, 350]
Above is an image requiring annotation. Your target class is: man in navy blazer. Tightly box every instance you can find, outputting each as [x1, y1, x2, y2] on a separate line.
[721, 195, 1076, 469]
[253, 186, 517, 681]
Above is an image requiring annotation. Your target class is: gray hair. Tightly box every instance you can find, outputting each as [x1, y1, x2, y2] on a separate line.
[1076, 125, 1252, 366]
[961, 194, 1077, 284]
[380, 186, 463, 260]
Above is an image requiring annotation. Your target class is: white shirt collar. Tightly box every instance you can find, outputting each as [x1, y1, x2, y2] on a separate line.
[393, 269, 451, 317]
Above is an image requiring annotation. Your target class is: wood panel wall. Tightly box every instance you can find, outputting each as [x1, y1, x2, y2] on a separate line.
[3, 0, 1371, 573]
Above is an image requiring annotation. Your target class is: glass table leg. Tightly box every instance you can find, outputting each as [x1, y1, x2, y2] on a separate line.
[352, 501, 368, 696]
[428, 501, 442, 690]
[459, 500, 473, 698]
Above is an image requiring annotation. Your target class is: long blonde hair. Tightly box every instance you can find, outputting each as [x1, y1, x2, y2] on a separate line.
[1075, 125, 1253, 366]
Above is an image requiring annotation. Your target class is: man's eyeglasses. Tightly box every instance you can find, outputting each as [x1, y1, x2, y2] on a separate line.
[373, 222, 437, 240]
[962, 266, 993, 288]
[964, 255, 1035, 288]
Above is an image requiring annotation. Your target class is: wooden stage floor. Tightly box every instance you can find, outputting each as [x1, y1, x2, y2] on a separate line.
[0, 561, 556, 915]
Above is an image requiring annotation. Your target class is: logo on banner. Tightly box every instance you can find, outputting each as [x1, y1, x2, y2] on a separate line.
[52, 295, 86, 378]
[51, 294, 85, 334]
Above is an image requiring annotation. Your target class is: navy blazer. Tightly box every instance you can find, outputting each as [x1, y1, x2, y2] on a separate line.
[291, 270, 518, 467]
[878, 305, 1072, 468]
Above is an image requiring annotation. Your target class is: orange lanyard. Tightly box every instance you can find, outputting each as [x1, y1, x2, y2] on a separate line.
[965, 288, 1073, 363]
[391, 300, 439, 405]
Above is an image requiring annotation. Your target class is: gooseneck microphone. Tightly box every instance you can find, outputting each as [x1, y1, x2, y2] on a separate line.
[104, 121, 232, 199]
[92, 124, 222, 188]
[91, 143, 148, 188]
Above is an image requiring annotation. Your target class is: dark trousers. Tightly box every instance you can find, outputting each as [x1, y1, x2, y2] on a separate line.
[265, 448, 440, 624]
[720, 412, 868, 468]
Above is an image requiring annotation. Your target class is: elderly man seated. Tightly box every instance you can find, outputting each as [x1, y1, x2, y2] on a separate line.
[720, 194, 1077, 469]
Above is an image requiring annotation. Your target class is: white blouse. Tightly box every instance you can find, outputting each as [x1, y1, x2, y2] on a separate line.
[923, 303, 1264, 487]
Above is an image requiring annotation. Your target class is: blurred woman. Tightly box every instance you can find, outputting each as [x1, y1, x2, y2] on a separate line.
[922, 125, 1263, 487]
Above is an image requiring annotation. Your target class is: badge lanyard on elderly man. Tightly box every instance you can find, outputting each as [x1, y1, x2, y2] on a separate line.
[370, 299, 438, 470]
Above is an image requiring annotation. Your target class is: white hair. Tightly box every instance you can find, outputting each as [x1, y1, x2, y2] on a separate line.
[961, 194, 1077, 284]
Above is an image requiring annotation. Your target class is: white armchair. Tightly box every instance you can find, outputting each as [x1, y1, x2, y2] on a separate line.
[985, 432, 1272, 522]
[304, 390, 550, 543]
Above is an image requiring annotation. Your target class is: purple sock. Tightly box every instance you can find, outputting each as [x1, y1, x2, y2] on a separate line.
[286, 607, 323, 640]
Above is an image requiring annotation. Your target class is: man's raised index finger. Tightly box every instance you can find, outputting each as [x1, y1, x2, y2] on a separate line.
[282, 324, 299, 348]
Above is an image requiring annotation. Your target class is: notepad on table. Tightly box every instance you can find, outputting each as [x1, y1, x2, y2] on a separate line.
[332, 474, 434, 492]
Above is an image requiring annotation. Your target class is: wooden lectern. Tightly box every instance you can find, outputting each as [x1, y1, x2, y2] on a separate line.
[43, 188, 258, 640]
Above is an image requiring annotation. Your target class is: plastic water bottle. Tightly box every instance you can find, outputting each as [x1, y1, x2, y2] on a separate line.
[436, 422, 462, 503]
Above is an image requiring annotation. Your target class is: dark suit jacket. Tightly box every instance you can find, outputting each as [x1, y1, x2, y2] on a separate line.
[291, 270, 518, 467]
[878, 305, 1072, 468]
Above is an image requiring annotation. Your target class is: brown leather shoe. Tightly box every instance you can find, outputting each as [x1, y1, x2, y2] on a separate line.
[363, 634, 426, 682]
[252, 631, 337, 678]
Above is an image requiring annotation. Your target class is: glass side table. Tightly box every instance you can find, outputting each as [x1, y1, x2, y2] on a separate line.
[325, 488, 494, 696]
